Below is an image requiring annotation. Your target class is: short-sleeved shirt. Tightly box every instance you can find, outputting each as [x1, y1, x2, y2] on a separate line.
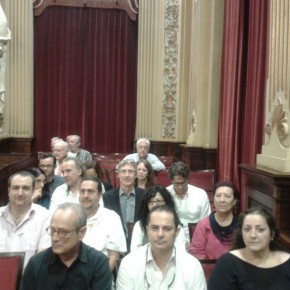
[83, 207, 127, 255]
[0, 203, 51, 268]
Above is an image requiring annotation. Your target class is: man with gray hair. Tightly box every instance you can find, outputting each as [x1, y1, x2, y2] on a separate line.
[52, 139, 70, 176]
[21, 203, 112, 289]
[123, 138, 165, 171]
[49, 157, 82, 212]
[103, 159, 144, 249]
[67, 134, 92, 163]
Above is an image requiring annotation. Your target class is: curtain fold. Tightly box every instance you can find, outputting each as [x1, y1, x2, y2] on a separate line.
[34, 6, 138, 153]
[217, 0, 270, 207]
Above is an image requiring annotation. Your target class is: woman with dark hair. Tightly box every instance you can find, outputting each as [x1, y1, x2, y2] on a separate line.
[130, 184, 186, 251]
[25, 167, 46, 204]
[208, 207, 290, 290]
[189, 181, 238, 259]
[134, 159, 154, 189]
[83, 160, 112, 191]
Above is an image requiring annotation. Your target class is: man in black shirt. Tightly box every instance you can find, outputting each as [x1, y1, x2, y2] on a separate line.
[20, 203, 112, 290]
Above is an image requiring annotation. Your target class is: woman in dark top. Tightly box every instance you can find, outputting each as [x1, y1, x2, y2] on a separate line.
[208, 207, 290, 290]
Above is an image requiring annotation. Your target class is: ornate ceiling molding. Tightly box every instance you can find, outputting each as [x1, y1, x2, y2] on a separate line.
[33, 0, 139, 21]
[162, 0, 180, 138]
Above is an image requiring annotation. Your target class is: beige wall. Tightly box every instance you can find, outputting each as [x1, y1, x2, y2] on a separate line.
[136, 0, 224, 148]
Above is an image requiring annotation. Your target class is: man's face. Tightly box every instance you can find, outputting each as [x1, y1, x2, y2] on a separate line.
[62, 160, 81, 187]
[39, 157, 55, 179]
[8, 175, 34, 209]
[137, 140, 149, 159]
[171, 175, 188, 197]
[117, 164, 136, 188]
[146, 210, 179, 253]
[50, 208, 86, 256]
[79, 180, 101, 212]
[53, 143, 68, 162]
[68, 136, 79, 152]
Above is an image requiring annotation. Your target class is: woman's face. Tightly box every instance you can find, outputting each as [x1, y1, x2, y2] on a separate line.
[137, 162, 148, 181]
[85, 168, 98, 178]
[242, 213, 273, 253]
[35, 174, 46, 191]
[214, 186, 236, 214]
[147, 192, 166, 211]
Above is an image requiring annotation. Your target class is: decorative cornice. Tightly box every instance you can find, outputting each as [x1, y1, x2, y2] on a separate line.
[33, 0, 139, 21]
[162, 0, 180, 138]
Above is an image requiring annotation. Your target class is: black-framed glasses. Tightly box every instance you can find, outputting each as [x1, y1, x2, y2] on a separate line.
[148, 199, 165, 206]
[46, 226, 78, 239]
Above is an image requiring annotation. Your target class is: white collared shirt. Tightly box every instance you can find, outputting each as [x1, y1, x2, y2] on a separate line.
[0, 203, 51, 268]
[117, 244, 206, 290]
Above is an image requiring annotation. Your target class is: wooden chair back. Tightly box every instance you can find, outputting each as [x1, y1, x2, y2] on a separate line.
[188, 222, 197, 242]
[199, 259, 217, 281]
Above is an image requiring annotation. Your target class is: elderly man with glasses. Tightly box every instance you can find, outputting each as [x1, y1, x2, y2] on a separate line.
[103, 159, 144, 249]
[166, 161, 211, 243]
[21, 203, 112, 290]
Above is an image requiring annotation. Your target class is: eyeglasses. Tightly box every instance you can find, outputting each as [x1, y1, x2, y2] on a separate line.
[46, 226, 78, 239]
[148, 199, 165, 206]
[172, 182, 187, 188]
[39, 165, 54, 169]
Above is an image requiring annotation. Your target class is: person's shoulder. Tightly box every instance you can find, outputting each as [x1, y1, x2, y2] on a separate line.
[124, 153, 137, 159]
[83, 242, 108, 262]
[103, 188, 118, 198]
[100, 207, 120, 219]
[122, 244, 147, 263]
[31, 203, 51, 216]
[53, 183, 67, 192]
[187, 184, 207, 195]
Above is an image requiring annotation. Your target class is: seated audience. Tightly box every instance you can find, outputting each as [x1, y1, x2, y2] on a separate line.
[102, 159, 144, 248]
[49, 157, 82, 212]
[208, 207, 290, 290]
[117, 205, 206, 290]
[38, 153, 64, 209]
[83, 160, 112, 191]
[123, 138, 165, 171]
[79, 177, 126, 271]
[0, 171, 51, 268]
[20, 203, 112, 290]
[67, 134, 92, 163]
[134, 159, 155, 189]
[25, 167, 46, 204]
[166, 161, 211, 242]
[189, 181, 238, 259]
[131, 184, 186, 251]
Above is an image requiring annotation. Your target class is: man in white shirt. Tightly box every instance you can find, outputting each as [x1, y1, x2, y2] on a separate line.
[117, 205, 206, 289]
[166, 161, 211, 242]
[123, 138, 165, 171]
[0, 171, 51, 268]
[49, 157, 82, 212]
[79, 176, 126, 271]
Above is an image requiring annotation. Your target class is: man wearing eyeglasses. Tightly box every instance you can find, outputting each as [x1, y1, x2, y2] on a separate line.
[21, 202, 112, 290]
[103, 159, 144, 249]
[0, 171, 51, 268]
[38, 153, 64, 209]
[166, 161, 211, 243]
[117, 205, 206, 289]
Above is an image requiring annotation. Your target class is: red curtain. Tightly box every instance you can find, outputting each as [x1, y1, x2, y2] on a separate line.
[34, 6, 138, 153]
[217, 0, 270, 204]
